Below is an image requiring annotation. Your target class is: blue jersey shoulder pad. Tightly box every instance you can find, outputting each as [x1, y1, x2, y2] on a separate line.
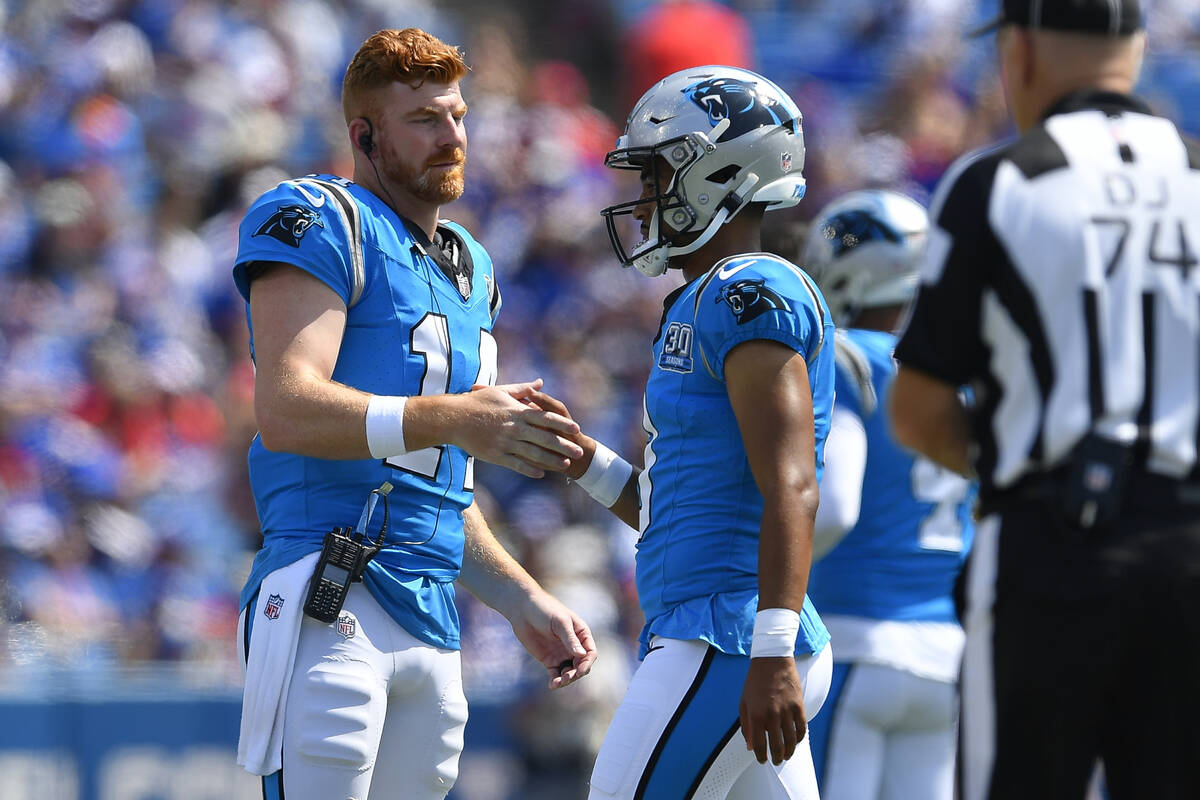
[691, 253, 829, 381]
[235, 175, 365, 307]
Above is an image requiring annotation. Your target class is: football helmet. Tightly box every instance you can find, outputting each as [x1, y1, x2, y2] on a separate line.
[601, 66, 807, 277]
[802, 189, 928, 327]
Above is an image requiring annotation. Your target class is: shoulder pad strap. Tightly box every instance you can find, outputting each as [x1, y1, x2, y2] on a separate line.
[796, 268, 828, 354]
[487, 272, 501, 320]
[287, 177, 366, 307]
[692, 254, 829, 380]
[833, 332, 877, 417]
[693, 255, 741, 380]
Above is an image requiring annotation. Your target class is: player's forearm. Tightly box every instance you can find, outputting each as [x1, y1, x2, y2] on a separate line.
[812, 408, 867, 560]
[458, 503, 541, 618]
[811, 492, 856, 562]
[607, 473, 642, 530]
[255, 368, 374, 458]
[568, 437, 642, 530]
[890, 367, 973, 477]
[401, 392, 477, 451]
[256, 374, 527, 461]
[757, 481, 818, 613]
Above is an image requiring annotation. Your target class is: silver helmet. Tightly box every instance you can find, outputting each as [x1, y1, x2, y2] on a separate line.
[802, 189, 928, 327]
[601, 65, 807, 277]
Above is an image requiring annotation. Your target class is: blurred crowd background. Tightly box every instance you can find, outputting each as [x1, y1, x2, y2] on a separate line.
[0, 0, 1197, 797]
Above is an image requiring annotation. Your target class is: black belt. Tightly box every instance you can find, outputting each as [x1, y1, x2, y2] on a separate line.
[982, 468, 1200, 518]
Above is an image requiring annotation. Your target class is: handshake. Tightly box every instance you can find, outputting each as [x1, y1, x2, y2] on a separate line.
[452, 377, 635, 516]
[459, 377, 595, 481]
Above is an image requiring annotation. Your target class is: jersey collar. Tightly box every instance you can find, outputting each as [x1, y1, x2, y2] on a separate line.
[1041, 89, 1153, 122]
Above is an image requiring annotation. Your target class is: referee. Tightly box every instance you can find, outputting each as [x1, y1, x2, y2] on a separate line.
[889, 1, 1200, 798]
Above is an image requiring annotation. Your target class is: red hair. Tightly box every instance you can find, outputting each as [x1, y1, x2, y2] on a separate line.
[342, 28, 468, 122]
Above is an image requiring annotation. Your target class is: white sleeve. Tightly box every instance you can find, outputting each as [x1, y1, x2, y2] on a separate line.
[813, 406, 868, 561]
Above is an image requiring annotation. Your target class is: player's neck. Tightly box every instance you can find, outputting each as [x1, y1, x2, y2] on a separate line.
[355, 168, 440, 240]
[678, 213, 764, 283]
[851, 305, 905, 333]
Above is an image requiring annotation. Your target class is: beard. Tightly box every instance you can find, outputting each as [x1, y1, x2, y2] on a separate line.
[386, 149, 466, 205]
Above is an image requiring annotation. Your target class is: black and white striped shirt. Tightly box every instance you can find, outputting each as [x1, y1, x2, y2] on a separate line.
[895, 89, 1200, 501]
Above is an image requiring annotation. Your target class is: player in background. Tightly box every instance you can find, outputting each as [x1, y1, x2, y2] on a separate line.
[532, 65, 835, 799]
[799, 190, 975, 800]
[232, 28, 596, 800]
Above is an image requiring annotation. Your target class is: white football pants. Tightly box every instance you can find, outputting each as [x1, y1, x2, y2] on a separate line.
[252, 584, 467, 800]
[810, 662, 957, 800]
[588, 637, 832, 800]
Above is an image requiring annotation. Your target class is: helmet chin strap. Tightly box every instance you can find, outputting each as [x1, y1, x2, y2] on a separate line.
[666, 172, 758, 259]
[632, 214, 670, 276]
[632, 172, 757, 277]
[669, 205, 730, 258]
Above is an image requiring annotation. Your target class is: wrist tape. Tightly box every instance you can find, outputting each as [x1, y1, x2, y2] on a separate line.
[365, 395, 408, 459]
[750, 607, 800, 658]
[574, 442, 633, 508]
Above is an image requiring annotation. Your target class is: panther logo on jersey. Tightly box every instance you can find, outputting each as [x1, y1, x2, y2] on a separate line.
[254, 204, 325, 247]
[682, 77, 791, 143]
[716, 278, 791, 324]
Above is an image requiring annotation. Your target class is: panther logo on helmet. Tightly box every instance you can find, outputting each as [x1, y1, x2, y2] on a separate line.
[255, 204, 325, 248]
[819, 209, 903, 258]
[682, 77, 791, 143]
[802, 189, 928, 327]
[716, 278, 791, 325]
[601, 66, 806, 277]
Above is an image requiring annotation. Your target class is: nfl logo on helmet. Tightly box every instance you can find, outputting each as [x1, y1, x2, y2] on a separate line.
[264, 593, 284, 620]
[781, 152, 792, 172]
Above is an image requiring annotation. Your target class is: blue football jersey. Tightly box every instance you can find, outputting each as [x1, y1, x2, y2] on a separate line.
[635, 253, 834, 660]
[807, 328, 975, 623]
[232, 174, 501, 650]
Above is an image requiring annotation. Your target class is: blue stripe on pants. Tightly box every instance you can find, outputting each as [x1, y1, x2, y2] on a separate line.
[262, 770, 284, 800]
[634, 646, 748, 799]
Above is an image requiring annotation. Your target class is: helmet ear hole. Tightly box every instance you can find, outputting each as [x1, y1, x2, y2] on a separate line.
[705, 165, 741, 184]
[600, 65, 808, 273]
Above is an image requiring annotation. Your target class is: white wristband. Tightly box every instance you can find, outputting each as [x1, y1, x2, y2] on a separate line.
[365, 395, 408, 458]
[574, 442, 633, 508]
[750, 608, 800, 658]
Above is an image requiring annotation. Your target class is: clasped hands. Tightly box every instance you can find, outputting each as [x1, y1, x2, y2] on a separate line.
[459, 379, 589, 479]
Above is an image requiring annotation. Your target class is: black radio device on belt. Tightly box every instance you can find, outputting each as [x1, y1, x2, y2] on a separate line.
[1061, 433, 1132, 530]
[303, 483, 393, 622]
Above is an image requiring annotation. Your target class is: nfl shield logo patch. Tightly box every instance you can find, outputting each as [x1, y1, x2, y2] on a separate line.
[1084, 462, 1113, 492]
[781, 152, 793, 172]
[336, 614, 356, 639]
[264, 594, 284, 620]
